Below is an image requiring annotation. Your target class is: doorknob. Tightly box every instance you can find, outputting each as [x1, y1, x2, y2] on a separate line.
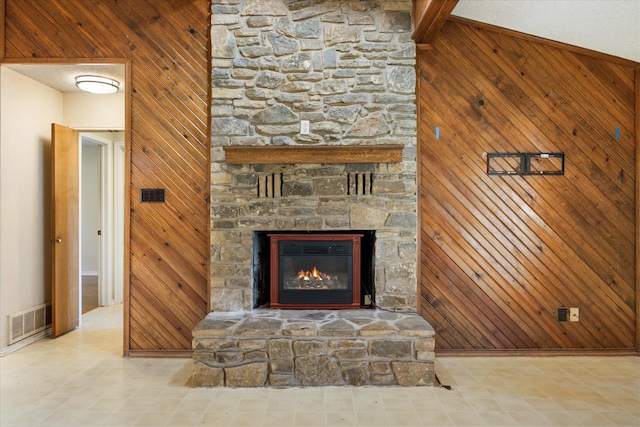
[56, 238, 62, 243]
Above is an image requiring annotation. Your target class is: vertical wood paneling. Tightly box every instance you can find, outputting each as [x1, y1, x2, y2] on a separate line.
[418, 20, 637, 351]
[3, 0, 210, 354]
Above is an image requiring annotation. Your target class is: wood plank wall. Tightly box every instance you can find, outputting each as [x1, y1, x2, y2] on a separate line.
[418, 19, 638, 351]
[2, 0, 210, 355]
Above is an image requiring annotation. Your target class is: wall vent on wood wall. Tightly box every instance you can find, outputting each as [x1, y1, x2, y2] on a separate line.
[8, 303, 52, 345]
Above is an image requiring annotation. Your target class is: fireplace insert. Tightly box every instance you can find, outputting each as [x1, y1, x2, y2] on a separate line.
[268, 233, 362, 309]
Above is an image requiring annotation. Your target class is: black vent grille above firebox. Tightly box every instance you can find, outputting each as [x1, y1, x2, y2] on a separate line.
[256, 172, 375, 198]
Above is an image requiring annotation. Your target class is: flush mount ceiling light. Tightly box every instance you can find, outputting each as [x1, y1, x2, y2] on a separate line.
[75, 75, 120, 94]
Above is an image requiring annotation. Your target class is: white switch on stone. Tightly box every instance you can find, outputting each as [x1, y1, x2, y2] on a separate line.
[300, 120, 310, 135]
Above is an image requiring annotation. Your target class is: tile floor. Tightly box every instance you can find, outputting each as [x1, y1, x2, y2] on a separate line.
[0, 304, 638, 426]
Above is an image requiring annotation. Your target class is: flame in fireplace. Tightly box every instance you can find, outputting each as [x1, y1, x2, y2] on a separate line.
[297, 267, 331, 281]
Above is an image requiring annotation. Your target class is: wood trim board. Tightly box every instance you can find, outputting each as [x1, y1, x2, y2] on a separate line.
[223, 144, 404, 164]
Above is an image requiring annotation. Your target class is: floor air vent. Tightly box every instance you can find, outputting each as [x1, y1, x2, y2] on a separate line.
[8, 303, 52, 345]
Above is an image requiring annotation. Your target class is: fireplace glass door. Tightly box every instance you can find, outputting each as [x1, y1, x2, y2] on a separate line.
[269, 234, 362, 309]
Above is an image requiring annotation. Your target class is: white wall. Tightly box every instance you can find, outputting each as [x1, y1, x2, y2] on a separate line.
[0, 67, 126, 351]
[0, 67, 64, 349]
[64, 92, 125, 130]
[452, 0, 640, 62]
[81, 144, 100, 275]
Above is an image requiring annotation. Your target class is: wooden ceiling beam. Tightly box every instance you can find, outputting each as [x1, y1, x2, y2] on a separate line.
[412, 0, 459, 43]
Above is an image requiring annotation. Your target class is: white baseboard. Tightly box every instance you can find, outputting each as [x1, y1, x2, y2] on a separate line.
[0, 327, 52, 357]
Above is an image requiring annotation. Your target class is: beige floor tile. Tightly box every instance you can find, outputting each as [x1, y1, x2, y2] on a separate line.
[88, 397, 128, 412]
[1, 305, 639, 427]
[147, 397, 184, 412]
[324, 397, 355, 412]
[417, 410, 455, 426]
[30, 397, 71, 411]
[437, 397, 475, 412]
[200, 410, 234, 426]
[295, 397, 325, 412]
[385, 410, 424, 426]
[1, 410, 51, 427]
[236, 397, 269, 412]
[382, 397, 418, 411]
[445, 410, 488, 426]
[496, 396, 536, 412]
[351, 387, 382, 399]
[521, 397, 564, 412]
[323, 386, 354, 399]
[467, 397, 503, 412]
[269, 387, 300, 399]
[507, 410, 551, 426]
[325, 411, 359, 426]
[262, 411, 295, 426]
[542, 410, 616, 426]
[411, 396, 446, 412]
[293, 410, 326, 426]
[208, 396, 241, 413]
[266, 397, 297, 412]
[118, 398, 157, 412]
[97, 411, 142, 427]
[599, 410, 640, 426]
[476, 411, 519, 426]
[134, 411, 172, 426]
[356, 411, 391, 426]
[353, 396, 386, 411]
[229, 411, 265, 427]
[166, 410, 206, 426]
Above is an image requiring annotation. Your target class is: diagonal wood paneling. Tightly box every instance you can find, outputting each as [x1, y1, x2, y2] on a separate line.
[3, 0, 210, 354]
[418, 20, 637, 351]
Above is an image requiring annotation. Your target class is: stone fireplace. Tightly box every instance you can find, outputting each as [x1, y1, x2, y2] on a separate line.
[193, 0, 434, 387]
[207, 0, 419, 313]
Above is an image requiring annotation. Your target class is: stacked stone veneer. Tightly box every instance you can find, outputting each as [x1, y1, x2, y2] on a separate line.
[193, 310, 435, 387]
[210, 0, 418, 312]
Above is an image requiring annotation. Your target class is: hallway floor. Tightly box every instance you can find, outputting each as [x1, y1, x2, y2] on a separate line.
[0, 305, 638, 426]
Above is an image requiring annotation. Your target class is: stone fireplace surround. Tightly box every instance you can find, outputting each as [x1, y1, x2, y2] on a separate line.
[193, 0, 434, 387]
[208, 0, 418, 313]
[193, 153, 437, 386]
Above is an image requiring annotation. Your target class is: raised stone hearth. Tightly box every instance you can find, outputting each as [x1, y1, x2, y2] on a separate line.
[192, 309, 435, 387]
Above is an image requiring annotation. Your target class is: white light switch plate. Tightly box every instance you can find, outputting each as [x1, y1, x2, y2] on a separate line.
[300, 120, 310, 135]
[570, 307, 579, 322]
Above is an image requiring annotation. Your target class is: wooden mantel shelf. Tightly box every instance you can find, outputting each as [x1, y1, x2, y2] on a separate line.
[223, 144, 404, 164]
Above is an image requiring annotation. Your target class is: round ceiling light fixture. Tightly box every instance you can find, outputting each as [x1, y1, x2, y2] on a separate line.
[75, 75, 120, 94]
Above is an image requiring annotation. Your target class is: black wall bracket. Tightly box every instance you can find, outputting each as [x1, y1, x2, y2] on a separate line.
[487, 152, 564, 176]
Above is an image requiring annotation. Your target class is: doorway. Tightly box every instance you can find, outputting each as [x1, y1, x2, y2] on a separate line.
[81, 132, 125, 315]
[0, 62, 126, 346]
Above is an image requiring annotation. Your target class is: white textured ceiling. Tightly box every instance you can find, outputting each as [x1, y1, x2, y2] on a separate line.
[452, 0, 640, 63]
[3, 63, 125, 93]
